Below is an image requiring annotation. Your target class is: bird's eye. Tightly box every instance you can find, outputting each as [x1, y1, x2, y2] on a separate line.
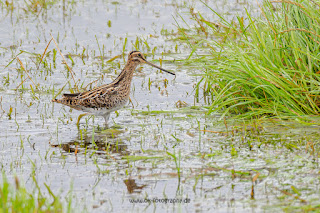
[138, 54, 141, 57]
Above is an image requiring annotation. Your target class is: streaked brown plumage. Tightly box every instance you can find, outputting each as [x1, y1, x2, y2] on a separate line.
[52, 51, 175, 126]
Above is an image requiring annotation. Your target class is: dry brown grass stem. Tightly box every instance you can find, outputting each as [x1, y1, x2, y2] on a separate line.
[279, 28, 320, 38]
[274, 187, 307, 203]
[271, 0, 306, 10]
[37, 38, 53, 70]
[270, 1, 312, 21]
[50, 33, 79, 92]
[16, 57, 38, 89]
[256, 0, 276, 36]
[105, 151, 117, 161]
[16, 77, 30, 90]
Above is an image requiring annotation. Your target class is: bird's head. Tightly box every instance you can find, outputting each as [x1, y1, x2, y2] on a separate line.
[128, 50, 175, 75]
[128, 50, 146, 63]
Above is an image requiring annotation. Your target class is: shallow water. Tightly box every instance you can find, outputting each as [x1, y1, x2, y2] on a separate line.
[1, 0, 320, 212]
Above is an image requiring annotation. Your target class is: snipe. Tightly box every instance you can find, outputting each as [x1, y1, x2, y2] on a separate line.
[52, 51, 175, 126]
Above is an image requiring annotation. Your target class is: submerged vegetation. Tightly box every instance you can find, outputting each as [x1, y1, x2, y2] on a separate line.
[188, 0, 320, 120]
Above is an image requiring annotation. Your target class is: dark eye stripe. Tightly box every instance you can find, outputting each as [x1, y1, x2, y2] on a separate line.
[129, 50, 139, 55]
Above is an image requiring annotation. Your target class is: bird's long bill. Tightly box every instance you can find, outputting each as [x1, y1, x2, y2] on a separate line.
[144, 59, 175, 75]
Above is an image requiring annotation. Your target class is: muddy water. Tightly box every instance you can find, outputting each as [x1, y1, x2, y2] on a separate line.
[1, 0, 319, 212]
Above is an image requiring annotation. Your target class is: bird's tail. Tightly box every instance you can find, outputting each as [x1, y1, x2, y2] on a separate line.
[51, 94, 82, 111]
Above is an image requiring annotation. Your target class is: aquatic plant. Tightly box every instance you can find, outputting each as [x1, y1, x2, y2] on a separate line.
[192, 0, 320, 120]
[0, 173, 71, 212]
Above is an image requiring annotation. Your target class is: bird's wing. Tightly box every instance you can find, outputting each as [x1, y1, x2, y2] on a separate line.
[54, 83, 118, 110]
[76, 86, 118, 109]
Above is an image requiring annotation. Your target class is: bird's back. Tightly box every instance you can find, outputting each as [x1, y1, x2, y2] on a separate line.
[52, 79, 130, 113]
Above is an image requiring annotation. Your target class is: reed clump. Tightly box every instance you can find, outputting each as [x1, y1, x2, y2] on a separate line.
[196, 0, 320, 119]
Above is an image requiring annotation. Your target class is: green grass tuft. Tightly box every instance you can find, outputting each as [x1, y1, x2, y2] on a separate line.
[191, 0, 320, 120]
[0, 173, 68, 212]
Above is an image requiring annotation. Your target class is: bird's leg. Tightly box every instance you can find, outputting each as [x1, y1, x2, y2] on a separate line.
[103, 113, 110, 128]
